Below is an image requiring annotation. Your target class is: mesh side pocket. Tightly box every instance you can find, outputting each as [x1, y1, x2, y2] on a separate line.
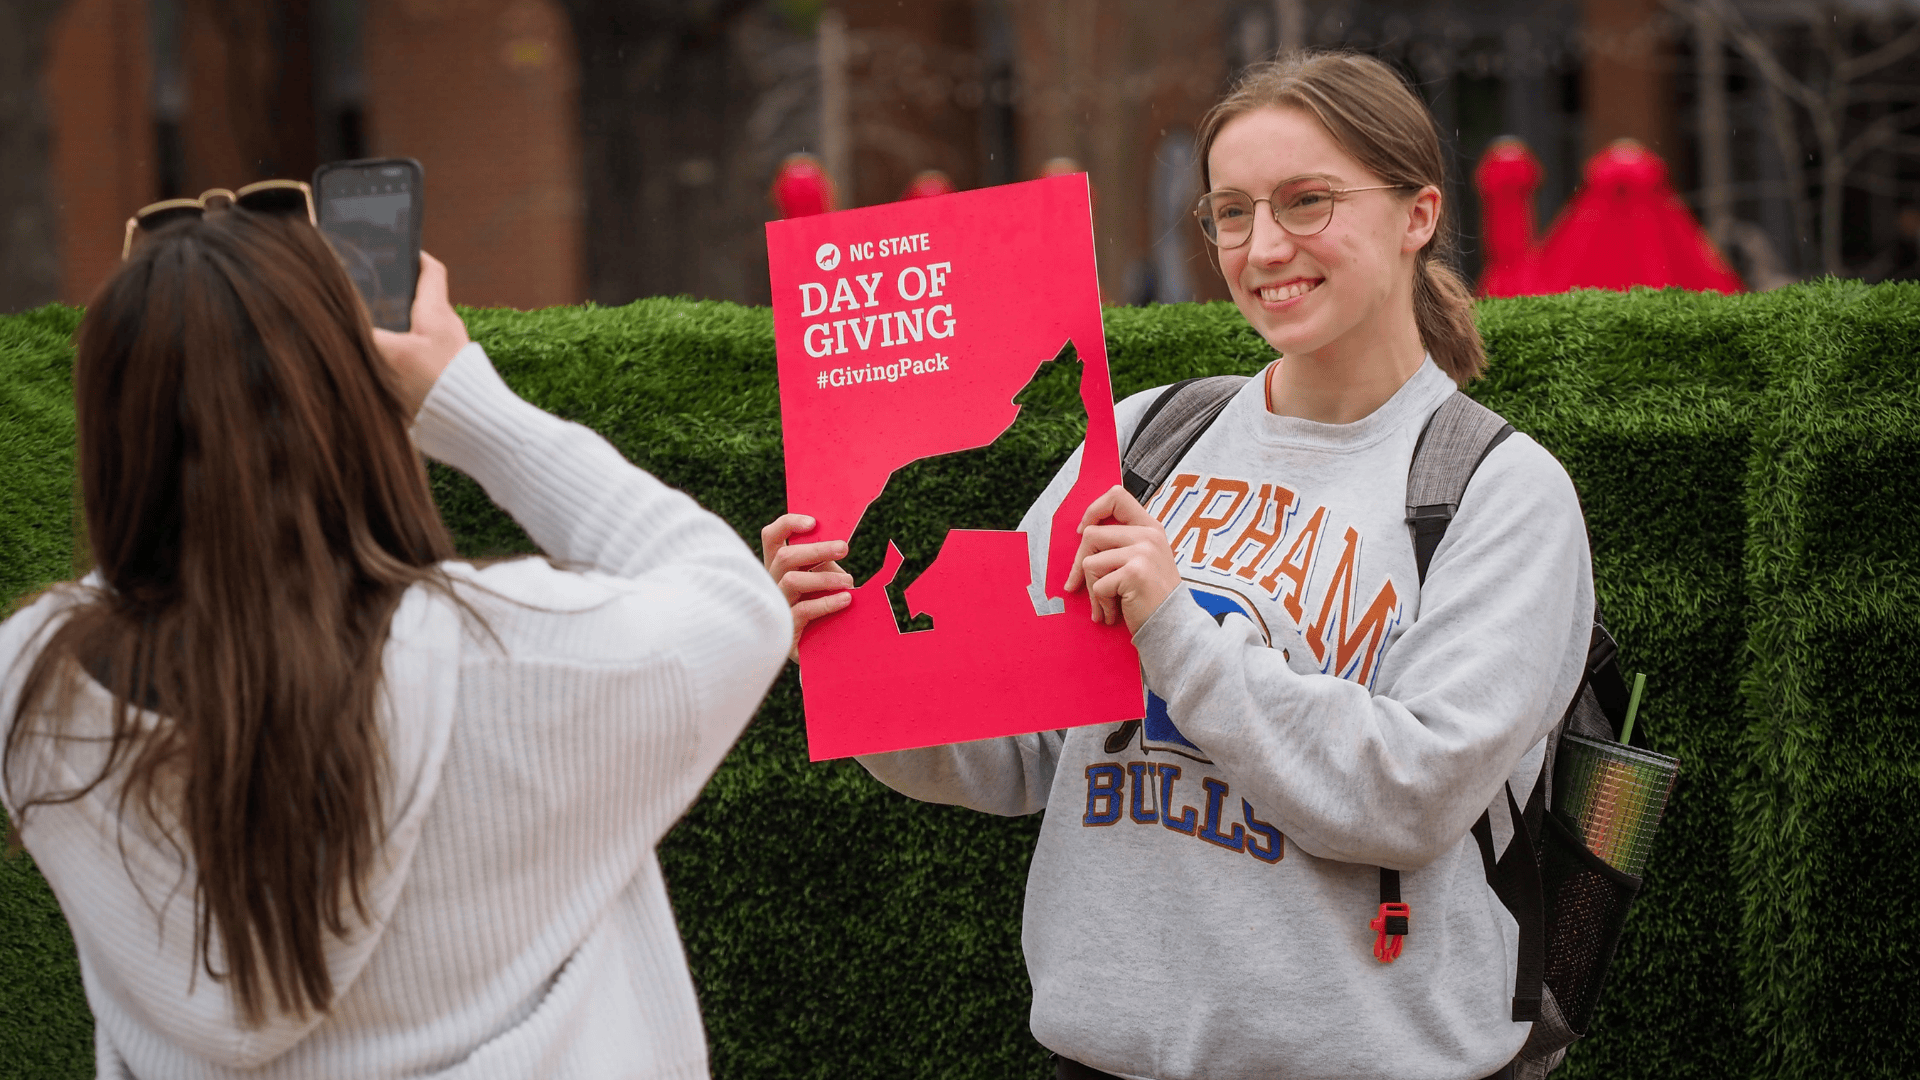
[1538, 811, 1643, 1035]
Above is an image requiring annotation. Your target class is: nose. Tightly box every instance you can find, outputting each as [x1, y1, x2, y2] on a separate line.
[1244, 202, 1298, 267]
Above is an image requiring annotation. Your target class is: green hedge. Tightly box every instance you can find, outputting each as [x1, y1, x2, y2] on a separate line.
[2, 286, 1915, 1079]
[1731, 284, 1920, 1077]
[0, 304, 91, 1080]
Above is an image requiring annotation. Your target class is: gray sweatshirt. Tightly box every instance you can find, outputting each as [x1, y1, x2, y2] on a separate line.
[859, 359, 1594, 1080]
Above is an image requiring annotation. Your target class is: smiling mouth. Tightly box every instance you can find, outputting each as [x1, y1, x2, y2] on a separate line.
[1258, 279, 1321, 302]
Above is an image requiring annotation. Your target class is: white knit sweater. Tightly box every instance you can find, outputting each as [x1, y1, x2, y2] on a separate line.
[0, 342, 791, 1079]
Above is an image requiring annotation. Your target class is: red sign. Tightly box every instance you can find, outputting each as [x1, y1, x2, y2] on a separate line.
[768, 174, 1145, 760]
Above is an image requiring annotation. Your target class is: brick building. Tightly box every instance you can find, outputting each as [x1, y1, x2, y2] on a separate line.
[11, 1, 1919, 314]
[36, 0, 582, 311]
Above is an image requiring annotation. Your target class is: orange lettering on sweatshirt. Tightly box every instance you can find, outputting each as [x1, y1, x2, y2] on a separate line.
[1259, 504, 1326, 621]
[1169, 478, 1251, 567]
[1213, 482, 1296, 580]
[1305, 526, 1401, 685]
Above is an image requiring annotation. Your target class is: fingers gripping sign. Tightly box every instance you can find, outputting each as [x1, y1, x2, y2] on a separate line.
[1063, 485, 1181, 634]
[761, 513, 855, 660]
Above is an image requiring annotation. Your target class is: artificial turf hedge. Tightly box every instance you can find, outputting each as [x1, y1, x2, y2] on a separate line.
[1, 284, 1914, 1079]
[0, 303, 91, 1080]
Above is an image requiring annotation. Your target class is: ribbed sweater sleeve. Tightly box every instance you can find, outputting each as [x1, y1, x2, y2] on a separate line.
[411, 342, 791, 774]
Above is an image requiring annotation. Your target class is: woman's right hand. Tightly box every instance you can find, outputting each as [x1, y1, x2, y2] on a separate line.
[760, 513, 854, 661]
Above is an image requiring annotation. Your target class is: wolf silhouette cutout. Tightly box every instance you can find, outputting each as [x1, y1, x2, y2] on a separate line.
[842, 345, 1087, 634]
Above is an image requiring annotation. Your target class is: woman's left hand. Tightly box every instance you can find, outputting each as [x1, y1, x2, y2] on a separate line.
[371, 252, 469, 418]
[1063, 485, 1181, 635]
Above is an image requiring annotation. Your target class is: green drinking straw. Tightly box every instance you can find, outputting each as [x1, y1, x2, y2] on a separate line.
[1619, 671, 1647, 745]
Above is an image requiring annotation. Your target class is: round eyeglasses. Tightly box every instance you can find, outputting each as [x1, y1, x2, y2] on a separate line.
[1193, 177, 1415, 248]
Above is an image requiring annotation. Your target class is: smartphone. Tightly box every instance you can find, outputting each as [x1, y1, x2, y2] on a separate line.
[313, 158, 424, 332]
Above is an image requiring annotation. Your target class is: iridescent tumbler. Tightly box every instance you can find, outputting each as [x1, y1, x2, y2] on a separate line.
[1551, 734, 1681, 877]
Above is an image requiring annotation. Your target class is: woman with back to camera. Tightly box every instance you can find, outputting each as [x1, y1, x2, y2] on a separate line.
[763, 52, 1595, 1080]
[0, 193, 789, 1077]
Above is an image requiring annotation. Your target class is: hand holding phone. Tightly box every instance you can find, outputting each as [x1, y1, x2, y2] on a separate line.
[314, 158, 425, 331]
[370, 252, 468, 418]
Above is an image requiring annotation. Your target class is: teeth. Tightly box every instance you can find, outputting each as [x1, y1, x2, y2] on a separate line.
[1260, 280, 1316, 302]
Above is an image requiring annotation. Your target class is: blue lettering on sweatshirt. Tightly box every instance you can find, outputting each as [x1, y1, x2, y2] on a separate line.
[1081, 762, 1283, 865]
[1083, 764, 1124, 826]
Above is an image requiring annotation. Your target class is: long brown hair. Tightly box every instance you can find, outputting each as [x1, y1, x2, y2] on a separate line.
[5, 208, 458, 1024]
[1197, 50, 1486, 383]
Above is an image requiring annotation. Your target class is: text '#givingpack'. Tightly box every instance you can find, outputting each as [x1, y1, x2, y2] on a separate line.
[817, 353, 952, 389]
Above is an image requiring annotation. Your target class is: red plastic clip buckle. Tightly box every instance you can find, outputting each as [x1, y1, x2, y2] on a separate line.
[1371, 902, 1411, 963]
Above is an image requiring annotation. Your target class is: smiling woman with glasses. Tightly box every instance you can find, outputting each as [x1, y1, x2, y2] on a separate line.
[763, 49, 1596, 1080]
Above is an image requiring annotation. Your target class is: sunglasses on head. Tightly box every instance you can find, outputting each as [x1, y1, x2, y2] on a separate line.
[122, 180, 317, 260]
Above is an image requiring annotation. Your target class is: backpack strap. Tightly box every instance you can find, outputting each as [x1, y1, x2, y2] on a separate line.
[1406, 391, 1516, 585]
[1120, 375, 1249, 503]
[1373, 392, 1523, 999]
[1472, 779, 1548, 1022]
[1572, 613, 1631, 743]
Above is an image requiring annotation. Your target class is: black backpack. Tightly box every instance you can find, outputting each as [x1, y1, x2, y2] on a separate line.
[1118, 376, 1646, 1078]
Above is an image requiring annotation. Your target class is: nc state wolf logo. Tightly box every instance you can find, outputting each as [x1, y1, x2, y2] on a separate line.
[842, 347, 1085, 634]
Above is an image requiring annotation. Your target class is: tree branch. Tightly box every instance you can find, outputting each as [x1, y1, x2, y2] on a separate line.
[1839, 19, 1920, 82]
[1851, 83, 1920, 104]
[1860, 134, 1920, 160]
[1692, 0, 1823, 114]
[1813, 7, 1848, 95]
[1758, 53, 1816, 276]
[1843, 104, 1920, 168]
[1843, 170, 1920, 198]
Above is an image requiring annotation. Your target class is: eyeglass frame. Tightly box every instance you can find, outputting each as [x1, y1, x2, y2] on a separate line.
[1192, 177, 1421, 249]
[122, 180, 317, 260]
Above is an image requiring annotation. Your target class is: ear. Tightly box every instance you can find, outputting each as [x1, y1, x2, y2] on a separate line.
[1402, 185, 1441, 253]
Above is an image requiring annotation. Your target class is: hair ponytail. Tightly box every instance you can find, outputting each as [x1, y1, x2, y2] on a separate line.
[1413, 250, 1485, 384]
[1198, 50, 1487, 385]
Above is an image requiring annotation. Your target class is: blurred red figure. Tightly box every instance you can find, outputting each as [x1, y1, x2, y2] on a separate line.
[900, 169, 956, 199]
[1474, 138, 1545, 298]
[1533, 139, 1743, 294]
[771, 153, 835, 219]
